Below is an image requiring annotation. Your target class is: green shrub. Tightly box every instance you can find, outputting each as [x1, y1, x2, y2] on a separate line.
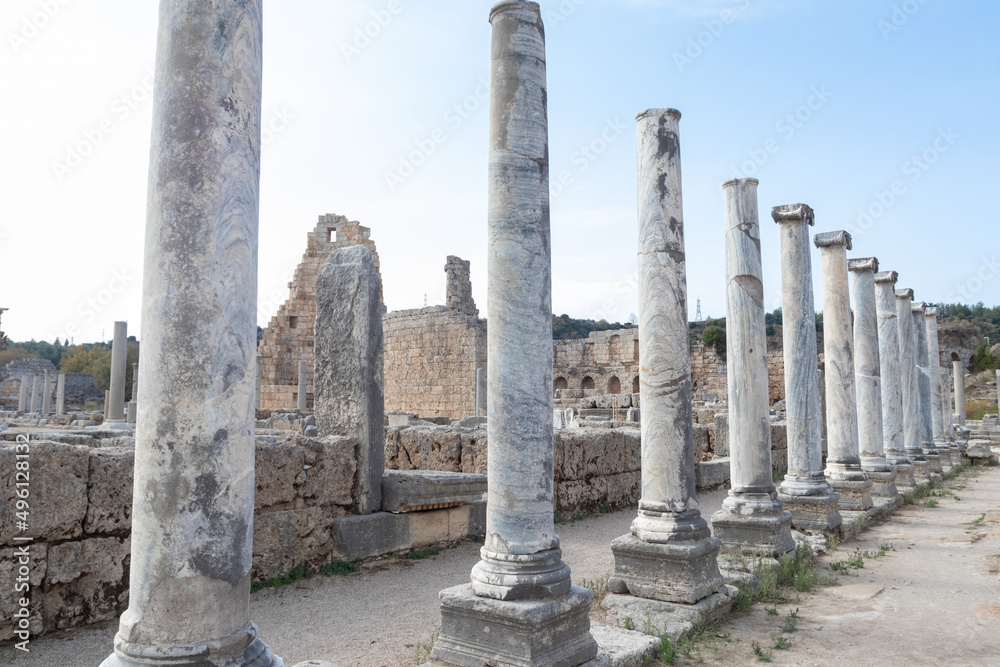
[702, 326, 726, 356]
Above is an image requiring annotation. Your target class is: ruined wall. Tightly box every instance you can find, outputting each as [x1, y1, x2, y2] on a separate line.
[0, 359, 57, 405]
[553, 329, 641, 396]
[382, 257, 487, 419]
[257, 214, 382, 411]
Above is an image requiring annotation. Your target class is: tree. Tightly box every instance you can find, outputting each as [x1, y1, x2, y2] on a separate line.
[702, 326, 726, 357]
[60, 345, 113, 390]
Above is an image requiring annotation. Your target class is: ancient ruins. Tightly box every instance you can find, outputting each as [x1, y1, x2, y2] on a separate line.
[1, 1, 998, 666]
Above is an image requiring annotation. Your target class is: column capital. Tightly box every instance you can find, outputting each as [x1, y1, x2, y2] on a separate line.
[848, 257, 879, 273]
[912, 301, 926, 314]
[895, 288, 914, 300]
[875, 271, 898, 284]
[814, 230, 852, 250]
[490, 1, 542, 24]
[723, 177, 759, 189]
[637, 107, 681, 122]
[925, 306, 940, 317]
[771, 203, 814, 226]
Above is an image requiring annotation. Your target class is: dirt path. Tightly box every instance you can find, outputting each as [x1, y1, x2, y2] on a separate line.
[3, 467, 999, 666]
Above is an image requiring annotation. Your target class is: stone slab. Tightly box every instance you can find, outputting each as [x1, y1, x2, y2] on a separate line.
[601, 587, 736, 642]
[382, 470, 487, 513]
[589, 622, 660, 667]
[696, 458, 730, 490]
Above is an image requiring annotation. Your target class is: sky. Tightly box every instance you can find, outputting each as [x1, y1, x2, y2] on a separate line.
[1, 0, 998, 344]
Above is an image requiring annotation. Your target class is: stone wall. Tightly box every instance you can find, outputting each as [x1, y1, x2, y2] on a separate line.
[382, 258, 487, 419]
[0, 359, 57, 406]
[257, 214, 382, 411]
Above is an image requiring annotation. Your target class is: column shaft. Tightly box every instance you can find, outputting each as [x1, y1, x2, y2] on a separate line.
[874, 272, 913, 489]
[953, 360, 966, 426]
[30, 375, 40, 414]
[912, 302, 942, 474]
[108, 321, 128, 422]
[924, 308, 951, 470]
[18, 376, 29, 413]
[42, 372, 52, 416]
[297, 360, 308, 412]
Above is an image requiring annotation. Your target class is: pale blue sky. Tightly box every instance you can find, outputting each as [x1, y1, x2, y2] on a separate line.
[1, 0, 997, 343]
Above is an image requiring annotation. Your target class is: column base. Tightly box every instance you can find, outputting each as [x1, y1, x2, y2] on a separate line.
[601, 587, 737, 642]
[102, 635, 282, 667]
[710, 495, 795, 558]
[429, 584, 598, 667]
[824, 466, 873, 512]
[935, 442, 954, 471]
[607, 533, 727, 604]
[863, 469, 898, 501]
[925, 452, 942, 474]
[103, 419, 135, 432]
[887, 458, 915, 491]
[470, 547, 571, 601]
[911, 459, 931, 485]
[776, 491, 842, 535]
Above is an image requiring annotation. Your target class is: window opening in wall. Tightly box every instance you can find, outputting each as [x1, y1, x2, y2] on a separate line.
[608, 376, 621, 394]
[582, 376, 595, 390]
[327, 227, 337, 243]
[288, 316, 299, 328]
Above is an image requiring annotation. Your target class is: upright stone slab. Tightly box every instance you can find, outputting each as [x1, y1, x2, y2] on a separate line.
[711, 180, 793, 558]
[297, 360, 308, 412]
[604, 110, 731, 634]
[29, 374, 40, 414]
[896, 288, 929, 484]
[106, 321, 128, 427]
[912, 302, 942, 476]
[314, 245, 384, 516]
[475, 367, 487, 417]
[431, 5, 598, 665]
[772, 204, 841, 534]
[874, 272, 914, 491]
[100, 1, 282, 665]
[17, 375, 29, 413]
[849, 258, 897, 505]
[953, 359, 966, 427]
[41, 372, 52, 416]
[815, 231, 873, 513]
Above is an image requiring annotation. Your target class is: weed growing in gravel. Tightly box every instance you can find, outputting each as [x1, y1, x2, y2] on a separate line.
[765, 605, 778, 616]
[580, 575, 610, 606]
[780, 609, 799, 633]
[733, 584, 754, 611]
[623, 616, 635, 631]
[412, 627, 440, 665]
[322, 558, 361, 576]
[405, 547, 442, 560]
[923, 498, 939, 508]
[752, 640, 773, 662]
[599, 503, 613, 514]
[251, 562, 314, 593]
[772, 636, 792, 650]
[831, 549, 865, 573]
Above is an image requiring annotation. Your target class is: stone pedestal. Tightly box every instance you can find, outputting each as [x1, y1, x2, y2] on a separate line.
[314, 245, 385, 516]
[297, 360, 308, 412]
[874, 272, 914, 491]
[100, 1, 281, 665]
[431, 4, 597, 665]
[896, 288, 929, 485]
[17, 376, 29, 413]
[105, 321, 128, 427]
[849, 258, 897, 506]
[711, 179, 793, 556]
[605, 108, 729, 629]
[41, 372, 52, 416]
[912, 302, 942, 476]
[815, 231, 873, 512]
[29, 374, 40, 414]
[56, 373, 66, 417]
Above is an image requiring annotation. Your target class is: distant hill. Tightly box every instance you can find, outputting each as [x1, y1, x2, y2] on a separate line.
[552, 314, 635, 341]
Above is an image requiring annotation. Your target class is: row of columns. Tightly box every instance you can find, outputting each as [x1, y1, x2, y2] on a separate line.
[16, 372, 67, 416]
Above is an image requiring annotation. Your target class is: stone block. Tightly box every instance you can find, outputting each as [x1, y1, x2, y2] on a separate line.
[696, 458, 730, 490]
[770, 422, 788, 451]
[254, 439, 306, 511]
[692, 424, 710, 461]
[381, 470, 487, 512]
[713, 413, 729, 458]
[84, 447, 134, 536]
[298, 435, 357, 508]
[602, 588, 736, 643]
[331, 511, 410, 562]
[0, 441, 89, 545]
[589, 622, 659, 667]
[0, 543, 46, 641]
[608, 534, 728, 605]
[42, 537, 129, 630]
[252, 507, 338, 580]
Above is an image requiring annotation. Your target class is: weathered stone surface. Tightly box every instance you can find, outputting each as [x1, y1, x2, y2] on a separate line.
[298, 435, 357, 509]
[589, 622, 660, 667]
[0, 441, 89, 545]
[602, 588, 736, 643]
[107, 321, 127, 423]
[713, 413, 729, 457]
[43, 537, 129, 630]
[255, 439, 306, 511]
[84, 447, 134, 536]
[0, 543, 46, 640]
[381, 470, 487, 513]
[608, 534, 727, 604]
[252, 507, 337, 581]
[314, 244, 385, 515]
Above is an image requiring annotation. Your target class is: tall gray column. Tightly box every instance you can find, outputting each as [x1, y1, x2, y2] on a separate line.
[131, 363, 139, 402]
[924, 307, 953, 470]
[912, 302, 942, 476]
[953, 359, 966, 426]
[896, 288, 930, 484]
[874, 272, 914, 491]
[849, 258, 897, 505]
[29, 374, 40, 414]
[41, 372, 52, 416]
[772, 204, 841, 534]
[475, 367, 487, 417]
[101, 1, 281, 665]
[17, 376, 29, 413]
[996, 370, 1000, 418]
[815, 231, 873, 513]
[255, 355, 262, 410]
[606, 111, 731, 629]
[942, 364, 958, 453]
[297, 360, 308, 412]
[711, 180, 793, 557]
[55, 373, 66, 417]
[432, 4, 598, 665]
[106, 321, 128, 425]
[103, 389, 110, 419]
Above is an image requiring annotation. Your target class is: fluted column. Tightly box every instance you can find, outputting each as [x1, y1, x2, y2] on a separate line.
[29, 374, 40, 414]
[101, 1, 282, 665]
[772, 204, 841, 534]
[874, 272, 914, 491]
[815, 231, 873, 513]
[17, 376, 29, 413]
[849, 258, 897, 505]
[106, 321, 128, 427]
[431, 4, 598, 664]
[711, 180, 793, 557]
[953, 360, 966, 427]
[912, 302, 942, 476]
[896, 288, 930, 484]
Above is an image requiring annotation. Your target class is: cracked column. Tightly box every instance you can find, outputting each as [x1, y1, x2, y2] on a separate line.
[773, 204, 841, 534]
[297, 360, 308, 412]
[912, 302, 942, 477]
[954, 359, 966, 426]
[874, 272, 914, 491]
[924, 307, 953, 470]
[849, 258, 897, 507]
[896, 288, 929, 484]
[17, 376, 29, 413]
[56, 373, 66, 417]
[41, 372, 52, 416]
[815, 231, 873, 515]
[603, 110, 732, 634]
[29, 374, 40, 414]
[711, 180, 794, 560]
[100, 1, 283, 665]
[430, 4, 598, 665]
[106, 321, 128, 428]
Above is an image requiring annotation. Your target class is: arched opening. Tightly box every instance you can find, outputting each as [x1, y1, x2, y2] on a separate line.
[554, 377, 568, 390]
[581, 376, 595, 390]
[632, 376, 640, 393]
[950, 352, 960, 362]
[608, 376, 621, 394]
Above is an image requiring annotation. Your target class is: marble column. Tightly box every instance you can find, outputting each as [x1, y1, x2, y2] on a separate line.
[773, 204, 842, 534]
[101, 1, 282, 665]
[815, 231, 873, 513]
[912, 302, 942, 476]
[17, 376, 29, 413]
[924, 307, 953, 470]
[896, 288, 929, 484]
[106, 321, 128, 426]
[942, 364, 959, 454]
[103, 390, 110, 419]
[131, 363, 139, 402]
[29, 374, 40, 414]
[475, 367, 487, 417]
[605, 109, 731, 633]
[431, 3, 598, 665]
[996, 370, 999, 417]
[297, 360, 308, 412]
[849, 258, 897, 505]
[55, 373, 66, 417]
[953, 360, 966, 426]
[41, 372, 52, 416]
[874, 272, 914, 491]
[711, 179, 794, 557]
[255, 355, 262, 411]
